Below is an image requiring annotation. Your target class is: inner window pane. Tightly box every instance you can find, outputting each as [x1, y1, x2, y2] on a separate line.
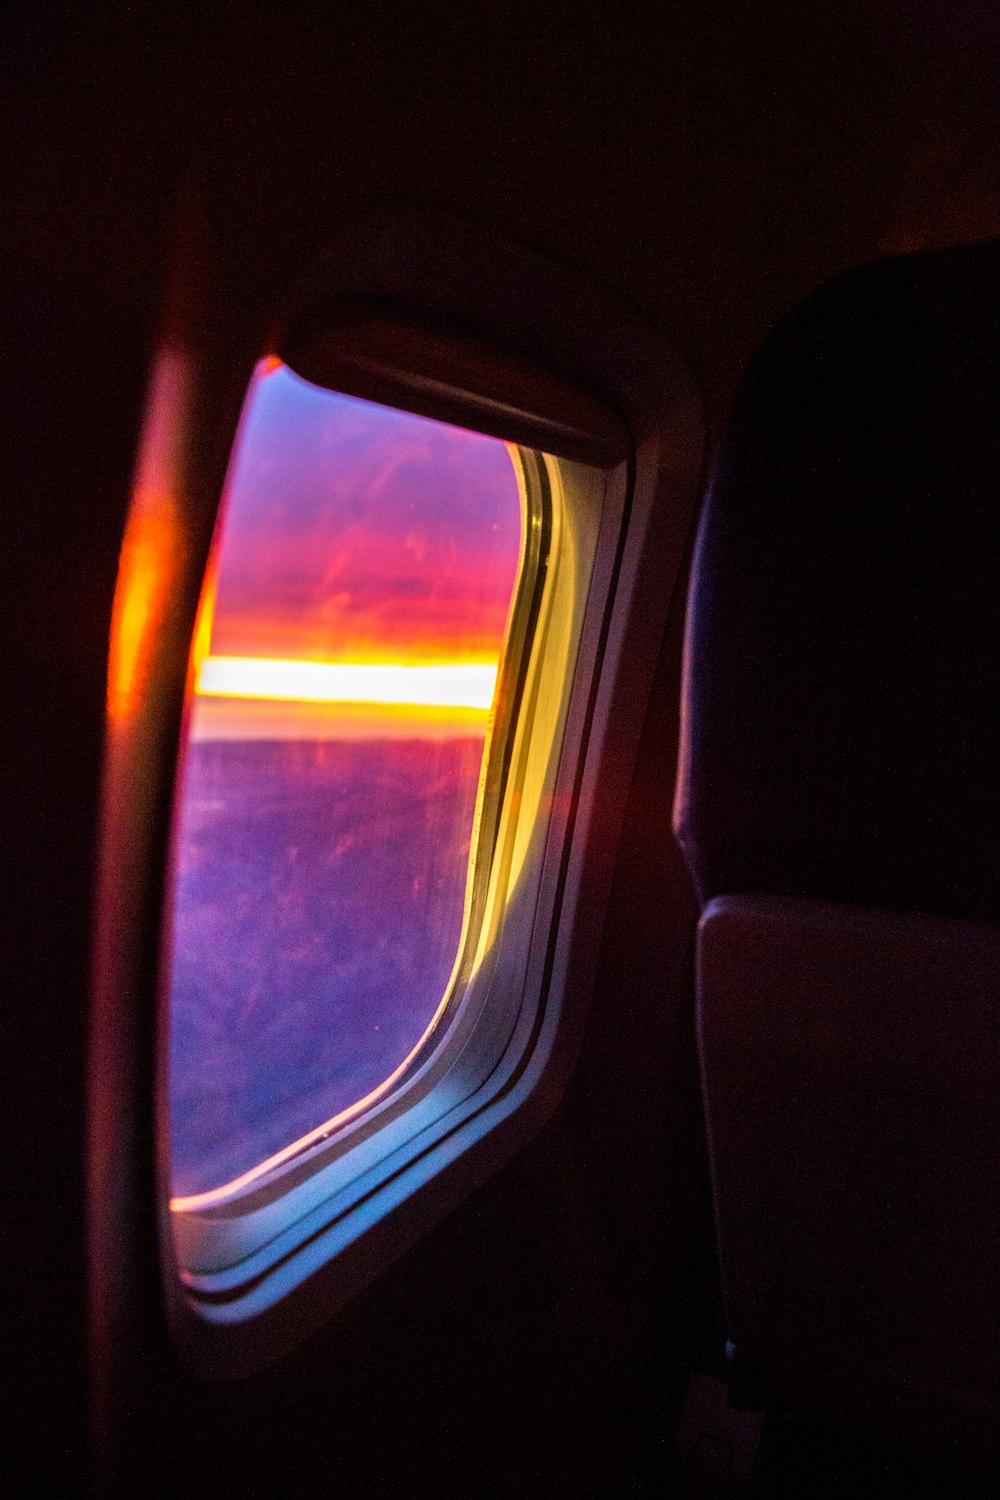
[167, 362, 524, 1202]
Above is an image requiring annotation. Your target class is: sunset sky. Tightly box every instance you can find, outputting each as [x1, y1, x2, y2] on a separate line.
[191, 362, 524, 739]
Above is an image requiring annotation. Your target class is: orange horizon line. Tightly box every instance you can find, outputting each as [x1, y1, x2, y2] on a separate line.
[194, 654, 500, 710]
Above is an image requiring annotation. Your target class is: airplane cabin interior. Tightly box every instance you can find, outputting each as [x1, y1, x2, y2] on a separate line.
[6, 4, 1000, 1495]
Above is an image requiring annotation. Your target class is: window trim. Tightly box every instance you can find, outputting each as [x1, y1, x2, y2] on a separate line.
[166, 442, 611, 1268]
[90, 203, 703, 1385]
[164, 406, 630, 1363]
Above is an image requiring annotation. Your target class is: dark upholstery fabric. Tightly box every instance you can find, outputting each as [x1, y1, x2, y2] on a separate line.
[698, 894, 1000, 1450]
[674, 239, 1000, 922]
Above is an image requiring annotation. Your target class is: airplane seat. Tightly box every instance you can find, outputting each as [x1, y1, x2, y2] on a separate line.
[673, 239, 1000, 1459]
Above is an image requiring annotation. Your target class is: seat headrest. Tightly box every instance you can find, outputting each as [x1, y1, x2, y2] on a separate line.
[674, 240, 1000, 922]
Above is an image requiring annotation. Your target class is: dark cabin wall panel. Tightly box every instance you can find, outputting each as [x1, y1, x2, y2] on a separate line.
[165, 3, 1000, 436]
[4, 13, 172, 1494]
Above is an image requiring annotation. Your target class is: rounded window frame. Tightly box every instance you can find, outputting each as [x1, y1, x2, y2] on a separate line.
[165, 439, 603, 1249]
[133, 208, 705, 1378]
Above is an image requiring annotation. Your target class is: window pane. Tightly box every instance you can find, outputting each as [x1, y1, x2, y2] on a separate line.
[167, 363, 524, 1202]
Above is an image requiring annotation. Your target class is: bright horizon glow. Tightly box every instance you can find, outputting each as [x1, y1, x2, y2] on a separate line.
[196, 655, 499, 711]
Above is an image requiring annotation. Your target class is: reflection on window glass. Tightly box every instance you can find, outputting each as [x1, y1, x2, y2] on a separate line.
[167, 362, 524, 1202]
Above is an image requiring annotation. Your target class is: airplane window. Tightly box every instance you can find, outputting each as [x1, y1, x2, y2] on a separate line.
[104, 224, 685, 1364]
[165, 360, 528, 1206]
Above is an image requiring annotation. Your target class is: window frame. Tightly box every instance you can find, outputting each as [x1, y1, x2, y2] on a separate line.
[90, 205, 703, 1383]
[163, 406, 633, 1370]
[164, 438, 611, 1242]
[165, 426, 551, 1215]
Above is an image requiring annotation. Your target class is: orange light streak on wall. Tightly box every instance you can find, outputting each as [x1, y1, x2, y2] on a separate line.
[106, 349, 190, 724]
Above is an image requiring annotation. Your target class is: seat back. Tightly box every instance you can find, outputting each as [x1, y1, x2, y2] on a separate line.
[674, 240, 1000, 1445]
[700, 894, 1000, 1438]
